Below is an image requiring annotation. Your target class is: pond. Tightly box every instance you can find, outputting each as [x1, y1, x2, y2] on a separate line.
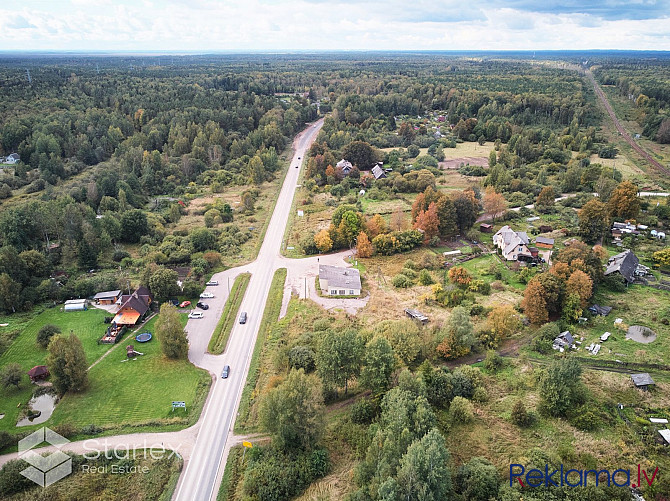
[626, 325, 657, 344]
[16, 393, 58, 427]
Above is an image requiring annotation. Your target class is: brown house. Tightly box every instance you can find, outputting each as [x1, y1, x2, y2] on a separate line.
[113, 286, 152, 326]
[480, 223, 493, 233]
[93, 289, 121, 305]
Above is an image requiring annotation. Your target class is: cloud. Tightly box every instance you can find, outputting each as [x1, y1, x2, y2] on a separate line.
[6, 14, 36, 29]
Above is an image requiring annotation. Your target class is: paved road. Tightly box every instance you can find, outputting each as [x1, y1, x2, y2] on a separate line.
[173, 119, 324, 501]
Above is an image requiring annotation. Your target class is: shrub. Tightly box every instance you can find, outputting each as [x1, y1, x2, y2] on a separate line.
[449, 396, 474, 424]
[511, 400, 532, 427]
[288, 346, 316, 373]
[571, 408, 600, 431]
[472, 386, 488, 403]
[312, 318, 331, 331]
[351, 398, 376, 424]
[392, 274, 413, 288]
[81, 424, 102, 435]
[36, 324, 61, 349]
[400, 267, 417, 279]
[483, 350, 503, 372]
[112, 250, 130, 262]
[418, 269, 434, 285]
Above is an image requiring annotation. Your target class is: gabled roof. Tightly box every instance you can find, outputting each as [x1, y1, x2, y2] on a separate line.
[605, 249, 639, 283]
[588, 304, 612, 316]
[336, 159, 353, 171]
[319, 265, 361, 290]
[371, 165, 386, 179]
[94, 290, 121, 300]
[493, 225, 530, 256]
[535, 236, 554, 246]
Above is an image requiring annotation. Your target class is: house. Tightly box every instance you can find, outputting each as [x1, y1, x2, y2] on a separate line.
[604, 250, 639, 284]
[631, 373, 655, 391]
[28, 365, 49, 382]
[336, 159, 353, 175]
[535, 236, 554, 249]
[318, 265, 361, 296]
[492, 225, 532, 261]
[112, 286, 153, 326]
[64, 299, 87, 312]
[480, 223, 493, 233]
[371, 163, 386, 180]
[552, 331, 574, 352]
[93, 289, 121, 305]
[588, 304, 612, 316]
[405, 308, 429, 324]
[1, 153, 20, 165]
[612, 221, 640, 240]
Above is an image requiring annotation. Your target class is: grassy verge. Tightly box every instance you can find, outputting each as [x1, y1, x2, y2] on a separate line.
[217, 445, 243, 500]
[208, 273, 251, 354]
[234, 268, 287, 433]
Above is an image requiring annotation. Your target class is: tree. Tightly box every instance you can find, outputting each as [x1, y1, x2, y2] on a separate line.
[522, 279, 548, 325]
[338, 211, 363, 247]
[454, 457, 500, 501]
[314, 229, 333, 253]
[288, 346, 316, 373]
[578, 198, 610, 244]
[316, 329, 362, 395]
[562, 292, 582, 323]
[190, 227, 216, 252]
[486, 304, 521, 341]
[538, 358, 585, 417]
[155, 303, 188, 359]
[0, 273, 20, 313]
[437, 307, 475, 359]
[0, 363, 23, 389]
[657, 118, 670, 144]
[366, 213, 389, 238]
[341, 140, 376, 169]
[248, 155, 265, 185]
[535, 185, 555, 213]
[390, 207, 408, 231]
[120, 209, 149, 243]
[259, 368, 324, 452]
[435, 196, 458, 239]
[566, 269, 593, 308]
[449, 396, 474, 423]
[452, 189, 479, 233]
[360, 337, 395, 396]
[372, 319, 422, 366]
[37, 324, 61, 349]
[395, 429, 453, 500]
[608, 180, 640, 220]
[511, 399, 531, 427]
[148, 267, 179, 300]
[47, 333, 89, 394]
[77, 239, 98, 269]
[482, 187, 507, 222]
[448, 266, 471, 287]
[413, 202, 440, 243]
[356, 231, 372, 258]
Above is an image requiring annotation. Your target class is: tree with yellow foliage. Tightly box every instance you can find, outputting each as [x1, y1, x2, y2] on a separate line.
[566, 270, 593, 308]
[487, 304, 521, 340]
[356, 231, 372, 258]
[314, 229, 333, 253]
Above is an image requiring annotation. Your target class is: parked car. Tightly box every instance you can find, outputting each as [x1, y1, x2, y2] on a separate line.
[196, 302, 209, 310]
[179, 301, 191, 308]
[206, 280, 219, 286]
[239, 311, 248, 324]
[221, 365, 230, 379]
[200, 292, 214, 298]
[188, 311, 204, 319]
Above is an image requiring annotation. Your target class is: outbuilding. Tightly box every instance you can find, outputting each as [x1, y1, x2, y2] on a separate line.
[64, 299, 87, 312]
[631, 373, 655, 391]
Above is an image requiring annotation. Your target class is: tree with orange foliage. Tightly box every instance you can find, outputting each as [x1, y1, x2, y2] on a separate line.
[549, 262, 570, 280]
[366, 214, 388, 239]
[356, 231, 372, 258]
[566, 270, 593, 308]
[482, 187, 507, 222]
[522, 279, 548, 325]
[414, 202, 440, 243]
[608, 180, 640, 220]
[592, 245, 608, 261]
[314, 229, 333, 253]
[325, 164, 336, 180]
[535, 186, 556, 213]
[448, 266, 472, 288]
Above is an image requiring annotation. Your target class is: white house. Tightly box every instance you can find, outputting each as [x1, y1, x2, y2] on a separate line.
[493, 225, 532, 261]
[336, 159, 353, 175]
[319, 265, 361, 296]
[1, 153, 20, 165]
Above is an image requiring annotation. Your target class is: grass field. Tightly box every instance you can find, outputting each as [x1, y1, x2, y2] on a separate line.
[208, 273, 251, 354]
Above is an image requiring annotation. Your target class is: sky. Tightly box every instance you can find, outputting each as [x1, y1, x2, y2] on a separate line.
[0, 0, 669, 52]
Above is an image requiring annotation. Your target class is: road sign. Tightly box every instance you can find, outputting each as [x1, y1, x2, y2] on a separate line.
[172, 401, 186, 411]
[242, 441, 252, 448]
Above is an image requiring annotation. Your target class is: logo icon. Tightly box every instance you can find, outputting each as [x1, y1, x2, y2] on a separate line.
[18, 427, 72, 487]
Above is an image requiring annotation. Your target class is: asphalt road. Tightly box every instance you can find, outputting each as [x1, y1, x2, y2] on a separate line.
[173, 119, 324, 501]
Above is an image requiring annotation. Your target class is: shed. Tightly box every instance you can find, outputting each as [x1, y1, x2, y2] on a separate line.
[480, 223, 493, 233]
[64, 299, 87, 312]
[605, 250, 639, 284]
[631, 373, 655, 390]
[93, 290, 121, 305]
[552, 331, 574, 352]
[535, 236, 554, 249]
[650, 418, 669, 424]
[371, 164, 386, 180]
[588, 304, 612, 316]
[405, 308, 428, 324]
[28, 365, 49, 382]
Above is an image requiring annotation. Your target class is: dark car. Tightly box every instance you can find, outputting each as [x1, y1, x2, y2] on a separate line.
[221, 365, 230, 379]
[196, 302, 209, 310]
[239, 311, 247, 324]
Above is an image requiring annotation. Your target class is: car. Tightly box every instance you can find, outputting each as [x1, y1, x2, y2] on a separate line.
[206, 280, 219, 286]
[239, 311, 247, 324]
[295, 165, 298, 168]
[179, 301, 191, 308]
[221, 365, 230, 379]
[196, 302, 209, 310]
[297, 156, 301, 159]
[200, 292, 214, 298]
[188, 311, 204, 319]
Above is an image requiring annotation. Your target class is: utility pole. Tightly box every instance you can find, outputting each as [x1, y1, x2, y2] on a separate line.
[26, 68, 32, 84]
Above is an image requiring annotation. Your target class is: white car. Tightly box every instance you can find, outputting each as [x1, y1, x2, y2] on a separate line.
[200, 292, 214, 298]
[206, 280, 219, 286]
[188, 311, 204, 319]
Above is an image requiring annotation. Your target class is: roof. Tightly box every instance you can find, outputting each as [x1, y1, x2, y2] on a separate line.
[588, 304, 612, 316]
[659, 429, 670, 445]
[558, 331, 574, 345]
[480, 223, 492, 229]
[535, 236, 554, 246]
[113, 310, 141, 325]
[605, 250, 639, 283]
[93, 290, 121, 300]
[405, 308, 428, 322]
[493, 225, 530, 257]
[64, 299, 87, 305]
[28, 365, 48, 377]
[336, 159, 353, 171]
[319, 265, 361, 290]
[631, 373, 655, 387]
[8, 153, 19, 160]
[371, 165, 386, 179]
[117, 286, 152, 316]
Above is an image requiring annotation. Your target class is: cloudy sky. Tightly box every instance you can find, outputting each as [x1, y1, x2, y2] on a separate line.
[1, 0, 669, 51]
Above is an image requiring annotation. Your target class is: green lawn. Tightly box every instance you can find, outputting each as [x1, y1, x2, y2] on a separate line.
[459, 254, 526, 290]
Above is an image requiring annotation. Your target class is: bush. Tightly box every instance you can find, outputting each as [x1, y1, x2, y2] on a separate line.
[449, 396, 474, 424]
[400, 267, 417, 279]
[288, 345, 316, 373]
[81, 424, 102, 435]
[483, 350, 503, 372]
[312, 318, 331, 331]
[392, 274, 413, 288]
[571, 407, 599, 431]
[351, 398, 376, 424]
[472, 386, 488, 403]
[0, 459, 34, 496]
[418, 269, 434, 285]
[511, 400, 532, 427]
[36, 324, 61, 349]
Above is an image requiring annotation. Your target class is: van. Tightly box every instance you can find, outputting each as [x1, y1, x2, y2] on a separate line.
[239, 312, 247, 324]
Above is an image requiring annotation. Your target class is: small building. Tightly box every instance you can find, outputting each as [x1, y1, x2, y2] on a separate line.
[405, 308, 429, 324]
[27, 365, 49, 382]
[605, 250, 639, 284]
[480, 223, 493, 233]
[371, 163, 386, 180]
[493, 225, 532, 261]
[443, 250, 462, 257]
[93, 290, 121, 305]
[631, 373, 655, 391]
[650, 418, 668, 424]
[588, 304, 612, 316]
[535, 236, 554, 249]
[112, 286, 153, 326]
[336, 159, 353, 175]
[552, 331, 574, 352]
[319, 265, 361, 296]
[64, 298, 87, 312]
[1, 153, 20, 165]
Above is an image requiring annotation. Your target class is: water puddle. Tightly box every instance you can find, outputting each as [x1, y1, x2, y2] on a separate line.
[626, 325, 657, 344]
[16, 393, 58, 427]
